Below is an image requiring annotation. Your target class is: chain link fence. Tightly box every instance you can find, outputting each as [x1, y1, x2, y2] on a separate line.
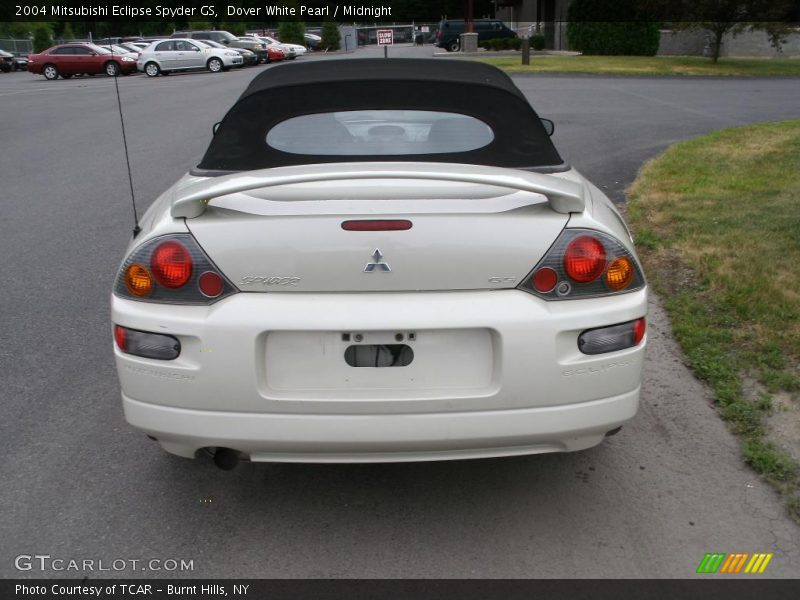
[0, 38, 33, 56]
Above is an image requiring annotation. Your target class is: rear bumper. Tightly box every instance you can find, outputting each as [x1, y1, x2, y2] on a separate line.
[113, 288, 647, 462]
[124, 387, 639, 462]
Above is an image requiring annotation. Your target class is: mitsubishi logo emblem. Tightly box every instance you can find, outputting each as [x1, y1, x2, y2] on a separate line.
[364, 248, 391, 272]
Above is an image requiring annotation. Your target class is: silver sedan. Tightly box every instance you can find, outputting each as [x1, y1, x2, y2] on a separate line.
[137, 39, 242, 77]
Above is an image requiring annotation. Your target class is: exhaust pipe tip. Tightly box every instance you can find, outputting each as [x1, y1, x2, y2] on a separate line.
[605, 426, 623, 437]
[213, 447, 240, 470]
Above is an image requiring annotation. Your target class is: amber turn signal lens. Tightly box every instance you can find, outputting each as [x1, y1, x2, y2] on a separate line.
[605, 257, 634, 290]
[125, 263, 153, 297]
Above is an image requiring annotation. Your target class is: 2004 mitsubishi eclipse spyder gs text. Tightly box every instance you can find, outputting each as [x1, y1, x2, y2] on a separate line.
[111, 59, 647, 468]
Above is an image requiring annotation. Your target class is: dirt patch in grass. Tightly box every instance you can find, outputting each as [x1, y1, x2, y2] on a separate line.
[627, 120, 800, 520]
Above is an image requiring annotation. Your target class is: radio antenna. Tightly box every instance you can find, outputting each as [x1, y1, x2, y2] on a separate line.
[109, 43, 141, 237]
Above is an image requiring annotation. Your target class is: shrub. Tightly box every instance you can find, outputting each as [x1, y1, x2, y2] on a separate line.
[278, 21, 305, 46]
[509, 37, 522, 50]
[32, 24, 53, 53]
[320, 21, 340, 51]
[530, 34, 545, 51]
[566, 0, 660, 56]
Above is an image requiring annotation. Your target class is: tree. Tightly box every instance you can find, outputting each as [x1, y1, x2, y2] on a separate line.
[319, 21, 340, 51]
[220, 21, 247, 36]
[567, 0, 660, 56]
[60, 22, 76, 43]
[187, 19, 214, 31]
[32, 24, 53, 52]
[278, 21, 305, 46]
[656, 0, 795, 62]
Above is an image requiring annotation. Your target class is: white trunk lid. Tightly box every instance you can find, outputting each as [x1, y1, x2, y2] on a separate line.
[186, 178, 570, 292]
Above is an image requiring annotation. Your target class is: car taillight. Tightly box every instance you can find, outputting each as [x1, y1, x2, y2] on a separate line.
[578, 318, 646, 354]
[519, 229, 645, 300]
[114, 234, 236, 304]
[564, 235, 606, 283]
[150, 240, 193, 288]
[114, 325, 181, 360]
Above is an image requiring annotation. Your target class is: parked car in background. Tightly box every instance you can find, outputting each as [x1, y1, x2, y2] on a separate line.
[117, 42, 145, 56]
[111, 59, 647, 469]
[27, 43, 137, 79]
[203, 40, 258, 67]
[137, 39, 242, 77]
[265, 45, 286, 62]
[0, 49, 14, 72]
[250, 35, 304, 59]
[99, 44, 140, 60]
[304, 33, 322, 50]
[435, 19, 517, 52]
[0, 49, 28, 71]
[170, 31, 267, 64]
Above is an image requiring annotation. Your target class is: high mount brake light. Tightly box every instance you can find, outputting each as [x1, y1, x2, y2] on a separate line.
[341, 220, 413, 231]
[114, 234, 236, 305]
[519, 229, 645, 300]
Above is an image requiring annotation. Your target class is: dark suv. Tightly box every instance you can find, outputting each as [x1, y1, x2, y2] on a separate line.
[435, 19, 517, 52]
[171, 31, 267, 63]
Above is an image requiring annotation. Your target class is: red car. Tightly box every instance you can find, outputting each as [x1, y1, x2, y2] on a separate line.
[266, 45, 285, 62]
[28, 43, 138, 80]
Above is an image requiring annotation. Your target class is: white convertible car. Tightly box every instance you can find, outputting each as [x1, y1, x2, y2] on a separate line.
[112, 59, 647, 469]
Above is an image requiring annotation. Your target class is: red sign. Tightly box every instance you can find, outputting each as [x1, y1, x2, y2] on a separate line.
[377, 29, 394, 45]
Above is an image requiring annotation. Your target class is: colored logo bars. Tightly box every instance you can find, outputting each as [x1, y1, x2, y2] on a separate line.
[696, 552, 773, 574]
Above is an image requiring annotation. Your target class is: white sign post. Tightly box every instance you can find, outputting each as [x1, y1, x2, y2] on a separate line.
[377, 29, 393, 57]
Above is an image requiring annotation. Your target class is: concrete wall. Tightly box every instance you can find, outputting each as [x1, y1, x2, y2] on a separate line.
[657, 30, 708, 56]
[658, 28, 800, 57]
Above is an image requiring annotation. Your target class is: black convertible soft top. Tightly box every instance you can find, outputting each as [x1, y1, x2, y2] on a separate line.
[196, 58, 564, 173]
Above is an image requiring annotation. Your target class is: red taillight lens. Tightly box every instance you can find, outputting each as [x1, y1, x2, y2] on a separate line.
[532, 267, 558, 292]
[198, 271, 224, 298]
[633, 317, 646, 345]
[114, 325, 127, 351]
[564, 236, 606, 283]
[150, 241, 193, 288]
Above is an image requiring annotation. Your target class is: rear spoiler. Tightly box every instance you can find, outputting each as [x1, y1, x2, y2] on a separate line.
[171, 162, 585, 219]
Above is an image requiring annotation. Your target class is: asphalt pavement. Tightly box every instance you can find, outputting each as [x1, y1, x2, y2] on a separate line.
[1, 46, 799, 578]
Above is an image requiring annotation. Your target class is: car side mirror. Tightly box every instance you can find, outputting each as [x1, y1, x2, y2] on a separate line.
[223, 40, 230, 45]
[540, 118, 555, 136]
[213, 122, 221, 135]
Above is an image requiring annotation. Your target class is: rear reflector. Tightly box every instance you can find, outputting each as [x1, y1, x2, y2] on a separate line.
[198, 271, 224, 298]
[578, 318, 646, 355]
[532, 267, 558, 293]
[114, 325, 180, 360]
[341, 220, 412, 231]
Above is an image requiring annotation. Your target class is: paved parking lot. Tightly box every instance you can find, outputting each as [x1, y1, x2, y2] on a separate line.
[2, 48, 799, 577]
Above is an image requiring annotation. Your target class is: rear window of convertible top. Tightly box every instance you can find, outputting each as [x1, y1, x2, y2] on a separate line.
[265, 110, 495, 156]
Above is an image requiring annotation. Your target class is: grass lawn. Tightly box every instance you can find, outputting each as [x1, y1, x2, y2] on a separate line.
[627, 120, 800, 520]
[473, 55, 800, 77]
